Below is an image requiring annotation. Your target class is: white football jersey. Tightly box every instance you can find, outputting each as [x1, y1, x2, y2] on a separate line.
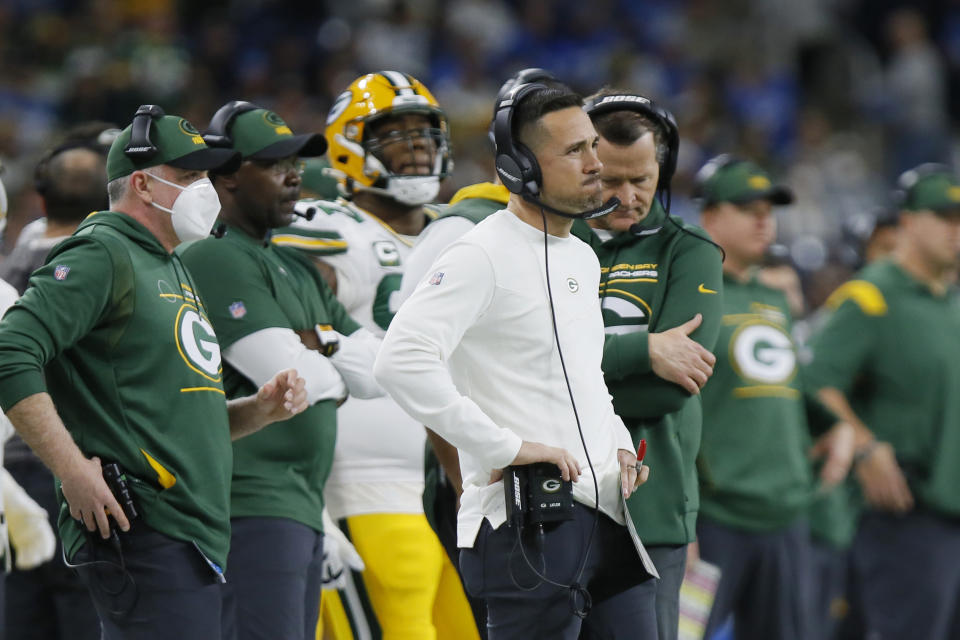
[275, 198, 432, 518]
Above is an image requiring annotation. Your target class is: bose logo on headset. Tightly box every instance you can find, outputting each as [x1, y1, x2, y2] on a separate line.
[496, 165, 521, 185]
[591, 95, 651, 107]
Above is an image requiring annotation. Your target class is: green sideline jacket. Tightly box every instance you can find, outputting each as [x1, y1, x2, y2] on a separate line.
[574, 202, 724, 545]
[806, 260, 960, 518]
[180, 226, 361, 532]
[0, 212, 234, 568]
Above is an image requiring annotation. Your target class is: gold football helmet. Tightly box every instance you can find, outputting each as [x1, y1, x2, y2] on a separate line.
[325, 71, 451, 205]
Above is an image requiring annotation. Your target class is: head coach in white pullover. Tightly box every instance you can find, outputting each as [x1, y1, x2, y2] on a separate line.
[375, 81, 658, 638]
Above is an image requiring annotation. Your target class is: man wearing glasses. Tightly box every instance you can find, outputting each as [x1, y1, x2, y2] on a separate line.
[180, 102, 383, 640]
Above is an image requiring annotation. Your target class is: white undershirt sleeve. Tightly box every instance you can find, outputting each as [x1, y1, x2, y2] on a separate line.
[328, 327, 383, 399]
[224, 327, 346, 405]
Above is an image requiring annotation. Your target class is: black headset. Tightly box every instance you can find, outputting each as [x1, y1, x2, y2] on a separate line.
[495, 68, 555, 111]
[583, 92, 679, 193]
[123, 105, 166, 161]
[488, 68, 555, 150]
[203, 100, 260, 148]
[492, 82, 620, 220]
[493, 82, 547, 198]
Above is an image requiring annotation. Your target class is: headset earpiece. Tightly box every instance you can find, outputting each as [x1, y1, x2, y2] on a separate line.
[124, 105, 166, 161]
[203, 100, 260, 148]
[493, 82, 548, 197]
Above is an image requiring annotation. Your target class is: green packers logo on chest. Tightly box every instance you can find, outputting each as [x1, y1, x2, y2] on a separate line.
[176, 302, 222, 381]
[729, 320, 795, 384]
[601, 293, 652, 334]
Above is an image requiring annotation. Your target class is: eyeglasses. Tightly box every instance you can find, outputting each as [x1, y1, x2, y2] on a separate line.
[250, 157, 305, 176]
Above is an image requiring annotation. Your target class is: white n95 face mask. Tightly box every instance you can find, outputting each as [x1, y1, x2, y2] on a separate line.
[145, 172, 221, 243]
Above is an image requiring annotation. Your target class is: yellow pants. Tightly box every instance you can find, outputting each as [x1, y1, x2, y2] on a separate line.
[315, 513, 480, 640]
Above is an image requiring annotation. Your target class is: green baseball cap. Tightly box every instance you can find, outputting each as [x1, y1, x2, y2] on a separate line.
[897, 165, 960, 214]
[106, 107, 241, 182]
[203, 102, 327, 163]
[695, 156, 794, 207]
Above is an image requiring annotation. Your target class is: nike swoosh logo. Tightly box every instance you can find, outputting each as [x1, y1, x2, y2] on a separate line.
[698, 283, 718, 294]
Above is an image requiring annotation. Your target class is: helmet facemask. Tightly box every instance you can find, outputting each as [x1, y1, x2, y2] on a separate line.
[325, 71, 452, 206]
[358, 111, 451, 206]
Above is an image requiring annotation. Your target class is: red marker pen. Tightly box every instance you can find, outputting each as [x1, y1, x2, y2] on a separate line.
[635, 439, 647, 472]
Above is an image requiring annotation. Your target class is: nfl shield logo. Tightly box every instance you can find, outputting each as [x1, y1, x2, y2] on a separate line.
[229, 301, 247, 319]
[429, 271, 444, 286]
[53, 265, 70, 281]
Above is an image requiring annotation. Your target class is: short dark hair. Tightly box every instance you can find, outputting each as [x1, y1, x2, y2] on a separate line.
[588, 89, 668, 165]
[43, 149, 108, 223]
[514, 85, 583, 151]
[36, 121, 115, 222]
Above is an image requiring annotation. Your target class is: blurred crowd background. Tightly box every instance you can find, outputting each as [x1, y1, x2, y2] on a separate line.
[0, 0, 957, 310]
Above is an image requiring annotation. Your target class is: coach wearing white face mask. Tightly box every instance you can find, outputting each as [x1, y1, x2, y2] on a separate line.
[0, 105, 311, 640]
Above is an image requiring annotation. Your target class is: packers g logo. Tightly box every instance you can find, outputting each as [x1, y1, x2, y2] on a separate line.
[327, 91, 352, 126]
[601, 295, 650, 335]
[178, 119, 200, 136]
[178, 119, 204, 145]
[263, 111, 292, 135]
[175, 304, 222, 381]
[729, 321, 795, 384]
[542, 479, 561, 493]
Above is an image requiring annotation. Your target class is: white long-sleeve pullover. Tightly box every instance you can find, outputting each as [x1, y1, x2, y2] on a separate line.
[375, 210, 634, 547]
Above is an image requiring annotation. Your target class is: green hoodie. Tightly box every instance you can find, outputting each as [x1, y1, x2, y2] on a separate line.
[0, 212, 233, 568]
[574, 202, 724, 545]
